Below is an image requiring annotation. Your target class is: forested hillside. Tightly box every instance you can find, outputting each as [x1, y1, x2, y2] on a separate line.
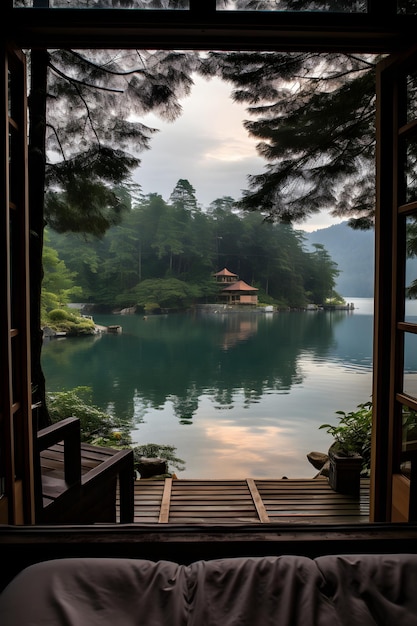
[46, 183, 340, 311]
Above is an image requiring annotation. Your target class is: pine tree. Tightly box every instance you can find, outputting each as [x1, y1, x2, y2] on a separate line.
[204, 50, 378, 229]
[29, 47, 198, 426]
[169, 179, 199, 213]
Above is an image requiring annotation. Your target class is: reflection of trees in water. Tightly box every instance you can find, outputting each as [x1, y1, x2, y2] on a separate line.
[42, 311, 347, 423]
[170, 386, 200, 424]
[42, 333, 102, 368]
[212, 387, 234, 410]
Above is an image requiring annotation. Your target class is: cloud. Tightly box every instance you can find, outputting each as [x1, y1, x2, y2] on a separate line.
[133, 73, 344, 231]
[133, 75, 265, 207]
[203, 138, 257, 163]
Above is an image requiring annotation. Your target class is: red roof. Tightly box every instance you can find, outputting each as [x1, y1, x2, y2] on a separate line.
[222, 280, 258, 292]
[214, 268, 238, 277]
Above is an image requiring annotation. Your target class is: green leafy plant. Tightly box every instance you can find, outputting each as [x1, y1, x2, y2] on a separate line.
[402, 406, 417, 448]
[131, 443, 186, 476]
[47, 386, 132, 448]
[320, 401, 372, 475]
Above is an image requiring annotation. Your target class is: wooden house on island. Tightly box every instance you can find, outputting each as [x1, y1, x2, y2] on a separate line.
[220, 280, 259, 305]
[214, 268, 259, 305]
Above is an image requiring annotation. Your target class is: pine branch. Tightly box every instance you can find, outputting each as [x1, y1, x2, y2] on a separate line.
[49, 62, 124, 93]
[67, 49, 148, 77]
[71, 81, 102, 148]
[46, 123, 67, 161]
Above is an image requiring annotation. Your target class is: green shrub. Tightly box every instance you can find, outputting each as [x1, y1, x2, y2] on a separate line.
[47, 386, 132, 448]
[46, 309, 95, 335]
[320, 401, 372, 475]
[48, 308, 75, 322]
[65, 319, 95, 335]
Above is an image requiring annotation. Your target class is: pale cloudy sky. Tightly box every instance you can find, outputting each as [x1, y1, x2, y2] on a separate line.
[134, 74, 342, 233]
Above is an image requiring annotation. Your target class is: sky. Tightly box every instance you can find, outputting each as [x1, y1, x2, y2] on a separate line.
[134, 74, 344, 233]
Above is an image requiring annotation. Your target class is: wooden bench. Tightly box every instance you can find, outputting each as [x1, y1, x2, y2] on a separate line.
[35, 417, 134, 524]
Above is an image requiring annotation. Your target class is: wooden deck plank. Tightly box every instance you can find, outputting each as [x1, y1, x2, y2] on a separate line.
[159, 477, 172, 523]
[247, 478, 270, 523]
[40, 442, 118, 483]
[42, 445, 370, 525]
[255, 478, 369, 525]
[166, 478, 259, 523]
[131, 478, 370, 525]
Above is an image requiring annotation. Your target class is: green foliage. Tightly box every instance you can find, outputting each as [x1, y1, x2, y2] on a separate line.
[61, 318, 96, 336]
[45, 308, 96, 336]
[143, 302, 160, 314]
[50, 194, 338, 309]
[402, 406, 417, 443]
[406, 216, 417, 298]
[133, 277, 200, 310]
[169, 178, 199, 212]
[47, 386, 132, 447]
[306, 243, 340, 305]
[45, 150, 137, 236]
[320, 401, 372, 475]
[42, 234, 83, 318]
[48, 308, 72, 321]
[42, 232, 95, 334]
[324, 294, 346, 305]
[42, 49, 198, 235]
[131, 443, 186, 475]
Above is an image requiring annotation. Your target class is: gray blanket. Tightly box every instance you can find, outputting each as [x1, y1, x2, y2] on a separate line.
[1, 554, 417, 625]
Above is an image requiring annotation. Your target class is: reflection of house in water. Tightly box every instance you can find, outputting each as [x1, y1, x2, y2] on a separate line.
[214, 268, 259, 305]
[221, 317, 258, 350]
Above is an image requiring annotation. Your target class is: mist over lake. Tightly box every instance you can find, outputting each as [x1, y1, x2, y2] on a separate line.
[41, 297, 417, 479]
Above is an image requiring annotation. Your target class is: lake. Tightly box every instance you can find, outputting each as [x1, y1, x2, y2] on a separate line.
[41, 297, 417, 479]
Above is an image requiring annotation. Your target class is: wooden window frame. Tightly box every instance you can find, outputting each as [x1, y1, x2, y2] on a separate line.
[0, 46, 34, 525]
[3, 0, 417, 525]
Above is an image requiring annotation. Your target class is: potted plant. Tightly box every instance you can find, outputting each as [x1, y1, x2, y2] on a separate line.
[131, 443, 186, 479]
[319, 402, 372, 497]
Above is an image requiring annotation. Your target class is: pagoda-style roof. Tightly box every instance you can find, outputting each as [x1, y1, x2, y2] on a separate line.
[222, 280, 258, 292]
[214, 268, 238, 278]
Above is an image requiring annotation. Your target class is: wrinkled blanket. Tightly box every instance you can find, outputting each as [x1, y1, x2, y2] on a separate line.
[1, 554, 417, 625]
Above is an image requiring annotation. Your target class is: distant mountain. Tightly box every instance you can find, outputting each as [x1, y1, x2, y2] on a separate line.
[302, 222, 374, 297]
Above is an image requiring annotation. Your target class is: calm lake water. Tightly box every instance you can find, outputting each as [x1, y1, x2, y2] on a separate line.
[41, 297, 417, 479]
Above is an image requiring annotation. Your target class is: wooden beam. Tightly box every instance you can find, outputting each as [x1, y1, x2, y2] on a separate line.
[159, 477, 172, 524]
[247, 479, 270, 524]
[4, 7, 417, 52]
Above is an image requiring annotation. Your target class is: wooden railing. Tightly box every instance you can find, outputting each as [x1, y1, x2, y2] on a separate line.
[35, 417, 134, 524]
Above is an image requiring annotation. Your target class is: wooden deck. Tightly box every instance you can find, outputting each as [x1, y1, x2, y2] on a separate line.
[40, 444, 369, 525]
[128, 477, 370, 525]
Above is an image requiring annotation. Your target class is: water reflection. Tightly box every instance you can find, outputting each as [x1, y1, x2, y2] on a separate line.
[43, 309, 353, 423]
[215, 315, 259, 350]
[43, 304, 381, 477]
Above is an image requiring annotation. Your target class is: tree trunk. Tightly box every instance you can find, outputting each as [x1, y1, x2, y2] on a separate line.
[28, 49, 50, 430]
